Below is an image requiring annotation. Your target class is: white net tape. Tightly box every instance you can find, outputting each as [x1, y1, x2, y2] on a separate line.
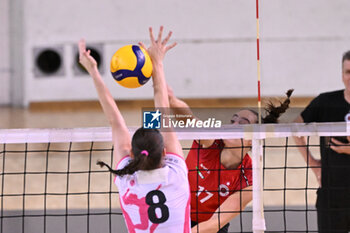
[0, 122, 348, 144]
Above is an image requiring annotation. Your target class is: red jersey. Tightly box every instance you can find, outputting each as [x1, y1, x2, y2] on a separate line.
[186, 140, 252, 223]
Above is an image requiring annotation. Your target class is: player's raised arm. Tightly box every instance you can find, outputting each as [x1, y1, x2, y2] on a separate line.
[167, 84, 216, 148]
[139, 26, 183, 157]
[78, 39, 131, 168]
[167, 84, 195, 118]
[293, 115, 321, 185]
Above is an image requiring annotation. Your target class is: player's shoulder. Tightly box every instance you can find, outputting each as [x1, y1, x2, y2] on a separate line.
[318, 89, 344, 100]
[242, 153, 252, 168]
[164, 153, 186, 167]
[307, 89, 344, 108]
[192, 139, 223, 148]
[164, 153, 189, 178]
[116, 155, 132, 170]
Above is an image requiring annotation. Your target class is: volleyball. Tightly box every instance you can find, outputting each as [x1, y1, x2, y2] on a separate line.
[110, 45, 153, 88]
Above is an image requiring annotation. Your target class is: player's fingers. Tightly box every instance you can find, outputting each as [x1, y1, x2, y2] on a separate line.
[157, 25, 164, 44]
[78, 39, 86, 56]
[330, 138, 337, 144]
[330, 144, 341, 153]
[346, 136, 350, 142]
[165, 42, 177, 52]
[162, 30, 172, 45]
[149, 27, 156, 44]
[138, 42, 147, 51]
[330, 138, 344, 146]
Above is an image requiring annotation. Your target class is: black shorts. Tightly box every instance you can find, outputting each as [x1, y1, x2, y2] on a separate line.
[191, 221, 230, 233]
[316, 188, 350, 232]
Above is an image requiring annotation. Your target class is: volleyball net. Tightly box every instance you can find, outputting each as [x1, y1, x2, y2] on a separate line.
[0, 122, 348, 233]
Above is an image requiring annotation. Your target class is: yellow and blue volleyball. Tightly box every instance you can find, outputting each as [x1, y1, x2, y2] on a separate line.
[110, 45, 153, 88]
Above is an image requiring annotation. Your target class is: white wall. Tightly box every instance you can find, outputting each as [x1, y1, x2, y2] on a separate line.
[4, 0, 350, 105]
[259, 0, 350, 96]
[0, 0, 10, 105]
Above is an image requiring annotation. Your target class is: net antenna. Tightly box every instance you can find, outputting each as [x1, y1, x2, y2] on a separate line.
[256, 0, 262, 125]
[254, 0, 267, 232]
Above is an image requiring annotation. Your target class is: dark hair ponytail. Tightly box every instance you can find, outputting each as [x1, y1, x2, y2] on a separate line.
[262, 89, 294, 123]
[97, 128, 164, 177]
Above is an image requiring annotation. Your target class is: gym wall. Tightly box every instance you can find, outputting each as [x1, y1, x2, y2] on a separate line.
[2, 0, 350, 106]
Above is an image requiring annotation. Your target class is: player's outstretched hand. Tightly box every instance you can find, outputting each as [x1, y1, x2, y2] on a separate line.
[139, 26, 177, 65]
[78, 39, 98, 74]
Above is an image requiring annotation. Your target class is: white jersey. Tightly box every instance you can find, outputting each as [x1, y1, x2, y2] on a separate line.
[115, 153, 191, 233]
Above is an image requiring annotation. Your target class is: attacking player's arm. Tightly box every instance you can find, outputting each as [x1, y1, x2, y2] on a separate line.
[191, 186, 252, 233]
[167, 84, 215, 148]
[167, 84, 196, 119]
[293, 115, 321, 184]
[139, 26, 183, 158]
[78, 39, 131, 168]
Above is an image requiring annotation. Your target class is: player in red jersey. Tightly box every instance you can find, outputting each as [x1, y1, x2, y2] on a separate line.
[186, 138, 252, 226]
[167, 86, 293, 233]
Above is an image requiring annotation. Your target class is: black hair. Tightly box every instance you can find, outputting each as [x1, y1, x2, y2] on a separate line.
[342, 50, 350, 65]
[248, 89, 294, 123]
[97, 128, 164, 177]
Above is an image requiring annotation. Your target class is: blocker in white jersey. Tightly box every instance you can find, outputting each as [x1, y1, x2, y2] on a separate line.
[115, 153, 191, 233]
[80, 27, 188, 233]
